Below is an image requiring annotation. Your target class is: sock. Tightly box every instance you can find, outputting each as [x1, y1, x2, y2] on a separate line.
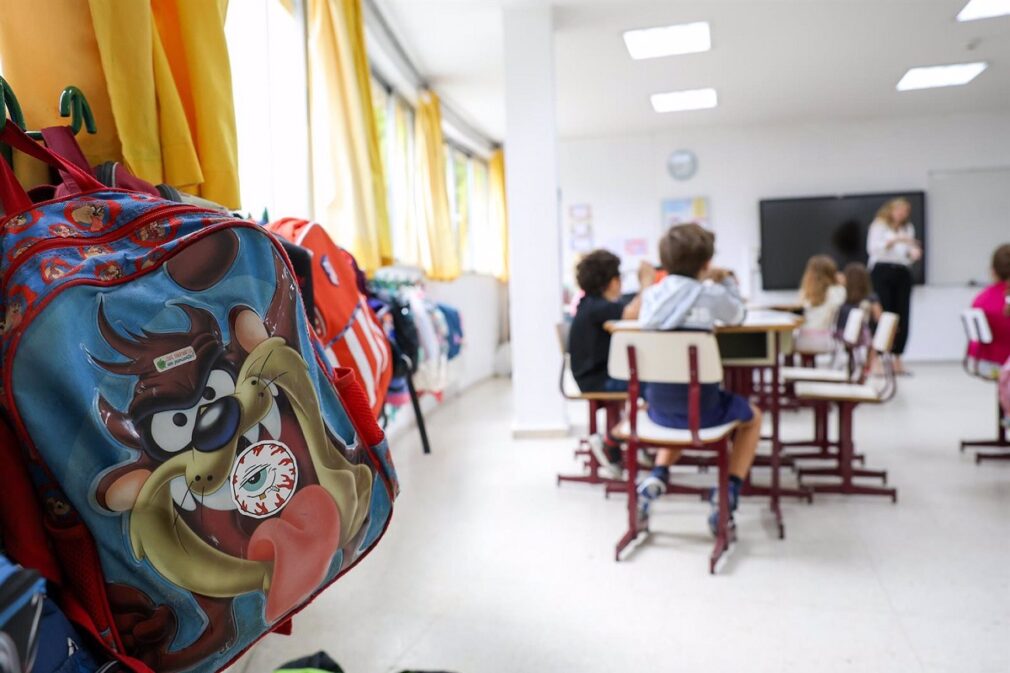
[651, 465, 669, 482]
[729, 476, 743, 509]
[603, 436, 622, 464]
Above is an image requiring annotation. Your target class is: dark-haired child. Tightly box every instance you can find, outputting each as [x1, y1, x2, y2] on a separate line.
[836, 262, 882, 334]
[569, 250, 653, 478]
[636, 223, 762, 534]
[836, 263, 882, 375]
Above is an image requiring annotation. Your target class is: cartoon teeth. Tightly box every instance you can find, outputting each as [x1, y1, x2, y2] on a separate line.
[261, 395, 282, 440]
[170, 476, 196, 511]
[240, 394, 283, 446]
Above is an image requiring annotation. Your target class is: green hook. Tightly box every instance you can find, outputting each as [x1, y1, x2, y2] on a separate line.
[58, 86, 97, 135]
[1, 76, 27, 132]
[1, 76, 28, 165]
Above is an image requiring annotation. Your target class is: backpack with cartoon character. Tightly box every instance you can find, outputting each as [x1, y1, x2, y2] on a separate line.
[0, 123, 397, 672]
[266, 218, 392, 418]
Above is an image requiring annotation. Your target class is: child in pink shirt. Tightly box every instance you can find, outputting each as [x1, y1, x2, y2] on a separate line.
[968, 244, 1010, 367]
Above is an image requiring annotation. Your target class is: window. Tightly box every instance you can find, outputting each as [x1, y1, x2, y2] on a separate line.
[444, 145, 482, 271]
[226, 0, 310, 220]
[368, 74, 499, 277]
[469, 158, 491, 274]
[388, 95, 418, 265]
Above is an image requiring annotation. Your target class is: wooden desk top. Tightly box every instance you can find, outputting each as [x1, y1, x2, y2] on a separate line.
[606, 310, 803, 335]
[748, 302, 804, 315]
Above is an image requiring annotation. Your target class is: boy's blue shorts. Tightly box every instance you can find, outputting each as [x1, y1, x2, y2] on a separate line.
[645, 383, 754, 429]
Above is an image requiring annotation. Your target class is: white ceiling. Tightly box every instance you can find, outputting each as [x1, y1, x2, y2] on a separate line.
[373, 0, 1010, 141]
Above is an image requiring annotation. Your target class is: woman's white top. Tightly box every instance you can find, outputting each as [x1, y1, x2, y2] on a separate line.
[802, 284, 846, 331]
[867, 219, 916, 268]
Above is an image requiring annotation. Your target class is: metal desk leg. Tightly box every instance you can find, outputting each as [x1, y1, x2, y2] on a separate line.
[770, 332, 784, 538]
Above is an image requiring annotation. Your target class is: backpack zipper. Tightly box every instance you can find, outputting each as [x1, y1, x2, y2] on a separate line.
[1, 202, 201, 292]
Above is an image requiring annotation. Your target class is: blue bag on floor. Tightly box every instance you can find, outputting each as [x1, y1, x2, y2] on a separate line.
[0, 555, 45, 673]
[436, 304, 464, 361]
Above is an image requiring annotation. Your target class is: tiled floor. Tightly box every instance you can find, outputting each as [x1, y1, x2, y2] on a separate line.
[236, 364, 1010, 673]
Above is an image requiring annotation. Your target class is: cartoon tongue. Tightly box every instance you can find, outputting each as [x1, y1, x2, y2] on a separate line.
[247, 485, 341, 623]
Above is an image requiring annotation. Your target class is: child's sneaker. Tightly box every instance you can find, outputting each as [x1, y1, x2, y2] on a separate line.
[636, 474, 666, 527]
[587, 435, 622, 480]
[707, 479, 741, 537]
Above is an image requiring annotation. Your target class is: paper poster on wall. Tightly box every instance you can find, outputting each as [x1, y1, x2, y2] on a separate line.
[568, 203, 594, 253]
[661, 197, 710, 230]
[624, 238, 648, 256]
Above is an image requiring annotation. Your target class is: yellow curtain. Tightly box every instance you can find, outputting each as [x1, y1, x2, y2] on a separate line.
[155, 0, 239, 207]
[0, 1, 240, 207]
[350, 1, 392, 265]
[414, 91, 459, 281]
[306, 0, 391, 272]
[88, 0, 240, 207]
[489, 148, 509, 281]
[0, 0, 122, 185]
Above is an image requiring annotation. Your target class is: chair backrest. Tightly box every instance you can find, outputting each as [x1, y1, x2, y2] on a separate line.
[556, 322, 572, 353]
[608, 330, 724, 383]
[960, 307, 992, 345]
[872, 312, 899, 354]
[841, 307, 866, 347]
[555, 322, 583, 398]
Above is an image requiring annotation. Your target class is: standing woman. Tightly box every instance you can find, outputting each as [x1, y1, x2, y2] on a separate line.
[867, 197, 921, 374]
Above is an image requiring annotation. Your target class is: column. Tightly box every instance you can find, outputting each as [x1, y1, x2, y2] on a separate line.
[503, 2, 567, 436]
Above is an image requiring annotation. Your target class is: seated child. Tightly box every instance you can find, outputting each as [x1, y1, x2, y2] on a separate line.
[836, 262, 883, 373]
[836, 262, 882, 334]
[967, 244, 1010, 374]
[796, 255, 846, 354]
[569, 250, 653, 477]
[636, 223, 763, 534]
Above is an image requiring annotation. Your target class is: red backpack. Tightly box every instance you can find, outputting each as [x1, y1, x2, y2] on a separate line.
[267, 218, 392, 418]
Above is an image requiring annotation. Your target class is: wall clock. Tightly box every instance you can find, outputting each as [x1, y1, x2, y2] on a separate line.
[667, 149, 698, 181]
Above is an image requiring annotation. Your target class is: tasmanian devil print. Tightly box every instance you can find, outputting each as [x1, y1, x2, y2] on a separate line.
[90, 231, 373, 671]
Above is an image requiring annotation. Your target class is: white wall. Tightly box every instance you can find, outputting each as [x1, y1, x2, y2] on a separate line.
[559, 112, 1010, 361]
[428, 274, 503, 392]
[384, 273, 503, 443]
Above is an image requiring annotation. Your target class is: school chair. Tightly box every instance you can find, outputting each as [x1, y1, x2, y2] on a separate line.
[778, 308, 870, 466]
[791, 313, 901, 501]
[792, 323, 842, 368]
[958, 308, 1010, 462]
[782, 307, 866, 384]
[608, 330, 737, 573]
[555, 323, 628, 486]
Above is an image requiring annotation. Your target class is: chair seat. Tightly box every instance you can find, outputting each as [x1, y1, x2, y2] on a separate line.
[794, 381, 882, 403]
[612, 411, 738, 446]
[565, 390, 628, 401]
[781, 366, 851, 383]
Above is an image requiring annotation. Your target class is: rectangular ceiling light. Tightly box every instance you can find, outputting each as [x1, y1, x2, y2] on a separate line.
[623, 22, 711, 60]
[896, 62, 988, 91]
[957, 0, 1010, 21]
[650, 88, 718, 113]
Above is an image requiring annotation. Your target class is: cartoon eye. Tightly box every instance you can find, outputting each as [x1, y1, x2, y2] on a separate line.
[202, 369, 236, 402]
[149, 406, 198, 453]
[240, 465, 275, 496]
[146, 369, 235, 454]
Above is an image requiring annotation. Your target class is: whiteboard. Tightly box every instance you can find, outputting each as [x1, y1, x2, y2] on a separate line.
[928, 167, 1010, 286]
